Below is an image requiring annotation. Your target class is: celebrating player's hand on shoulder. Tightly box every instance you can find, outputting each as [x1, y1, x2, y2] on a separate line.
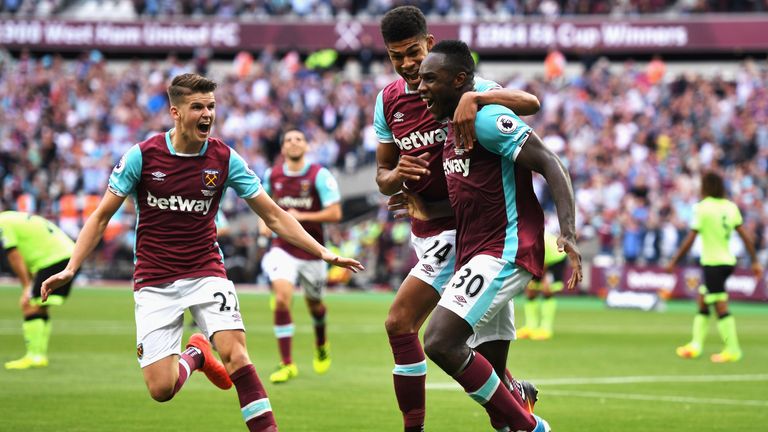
[395, 152, 431, 182]
[40, 269, 76, 303]
[453, 91, 479, 151]
[320, 251, 365, 273]
[557, 235, 582, 290]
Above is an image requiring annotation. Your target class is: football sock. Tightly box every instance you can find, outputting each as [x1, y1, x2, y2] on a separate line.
[690, 313, 709, 349]
[40, 319, 52, 357]
[232, 364, 277, 432]
[523, 298, 540, 330]
[389, 333, 427, 430]
[173, 346, 204, 395]
[273, 309, 294, 364]
[716, 314, 741, 353]
[22, 315, 48, 358]
[540, 298, 557, 334]
[485, 368, 516, 429]
[455, 352, 535, 432]
[310, 304, 327, 347]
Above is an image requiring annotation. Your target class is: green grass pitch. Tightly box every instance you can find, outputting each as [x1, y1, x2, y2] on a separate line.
[1, 285, 766, 431]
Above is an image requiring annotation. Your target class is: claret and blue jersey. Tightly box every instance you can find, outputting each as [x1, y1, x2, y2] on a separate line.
[108, 129, 262, 289]
[262, 162, 340, 260]
[443, 104, 545, 278]
[374, 76, 501, 238]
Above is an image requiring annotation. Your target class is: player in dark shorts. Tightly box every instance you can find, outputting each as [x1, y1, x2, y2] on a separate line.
[667, 171, 762, 363]
[1, 211, 77, 369]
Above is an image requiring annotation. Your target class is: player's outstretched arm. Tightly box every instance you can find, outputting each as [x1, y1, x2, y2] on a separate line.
[735, 225, 763, 279]
[454, 89, 540, 151]
[515, 132, 582, 289]
[41, 191, 125, 302]
[376, 144, 430, 196]
[246, 193, 364, 272]
[666, 230, 697, 273]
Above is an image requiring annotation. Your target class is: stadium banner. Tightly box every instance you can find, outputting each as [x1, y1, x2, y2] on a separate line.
[3, 16, 768, 54]
[590, 264, 768, 302]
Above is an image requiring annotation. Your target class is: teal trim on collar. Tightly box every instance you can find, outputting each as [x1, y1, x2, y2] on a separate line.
[282, 162, 310, 177]
[404, 80, 418, 95]
[165, 128, 208, 156]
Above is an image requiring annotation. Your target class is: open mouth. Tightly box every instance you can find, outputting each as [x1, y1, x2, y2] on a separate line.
[421, 96, 434, 110]
[197, 123, 211, 134]
[403, 71, 420, 82]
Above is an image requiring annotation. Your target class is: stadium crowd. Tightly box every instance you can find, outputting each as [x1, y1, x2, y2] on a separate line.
[1, 47, 766, 284]
[3, 0, 767, 18]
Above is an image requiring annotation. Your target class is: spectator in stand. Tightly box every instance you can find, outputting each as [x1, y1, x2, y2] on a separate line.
[1, 49, 767, 282]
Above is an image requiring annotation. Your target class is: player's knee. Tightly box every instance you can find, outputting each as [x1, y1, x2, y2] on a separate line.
[273, 295, 291, 311]
[221, 351, 251, 373]
[423, 330, 452, 364]
[147, 384, 175, 402]
[384, 309, 416, 336]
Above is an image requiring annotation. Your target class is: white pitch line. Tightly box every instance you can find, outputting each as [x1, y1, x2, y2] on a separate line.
[543, 389, 768, 407]
[528, 374, 768, 386]
[426, 374, 768, 389]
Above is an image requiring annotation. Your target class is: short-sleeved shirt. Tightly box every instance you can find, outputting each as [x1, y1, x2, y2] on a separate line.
[263, 162, 340, 260]
[0, 211, 74, 274]
[443, 104, 544, 278]
[108, 129, 262, 290]
[374, 77, 501, 238]
[691, 197, 743, 266]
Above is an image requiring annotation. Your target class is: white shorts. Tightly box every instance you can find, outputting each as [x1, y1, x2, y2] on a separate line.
[438, 255, 532, 346]
[134, 276, 245, 368]
[262, 247, 327, 300]
[408, 230, 457, 295]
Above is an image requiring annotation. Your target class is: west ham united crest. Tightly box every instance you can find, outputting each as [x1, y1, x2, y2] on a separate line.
[202, 169, 219, 189]
[136, 343, 144, 360]
[300, 179, 311, 196]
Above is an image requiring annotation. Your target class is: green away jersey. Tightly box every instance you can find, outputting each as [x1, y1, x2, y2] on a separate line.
[0, 211, 74, 274]
[690, 197, 742, 266]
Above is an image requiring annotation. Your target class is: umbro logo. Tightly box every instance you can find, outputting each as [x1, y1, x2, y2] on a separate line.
[152, 171, 166, 181]
[421, 264, 435, 274]
[453, 295, 467, 307]
[393, 112, 405, 122]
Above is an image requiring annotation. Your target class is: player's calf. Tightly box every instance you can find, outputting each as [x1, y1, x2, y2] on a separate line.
[187, 333, 233, 389]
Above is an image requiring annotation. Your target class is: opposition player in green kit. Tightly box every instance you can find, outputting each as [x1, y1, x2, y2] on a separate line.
[1, 211, 76, 369]
[667, 171, 762, 363]
[517, 232, 568, 341]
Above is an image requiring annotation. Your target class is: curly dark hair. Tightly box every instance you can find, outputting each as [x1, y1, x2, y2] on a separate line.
[380, 5, 427, 44]
[701, 171, 726, 198]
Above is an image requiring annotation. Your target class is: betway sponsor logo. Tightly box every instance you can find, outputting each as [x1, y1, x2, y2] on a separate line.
[146, 191, 212, 215]
[443, 158, 470, 178]
[726, 276, 757, 296]
[393, 128, 447, 151]
[277, 196, 313, 209]
[626, 270, 676, 291]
